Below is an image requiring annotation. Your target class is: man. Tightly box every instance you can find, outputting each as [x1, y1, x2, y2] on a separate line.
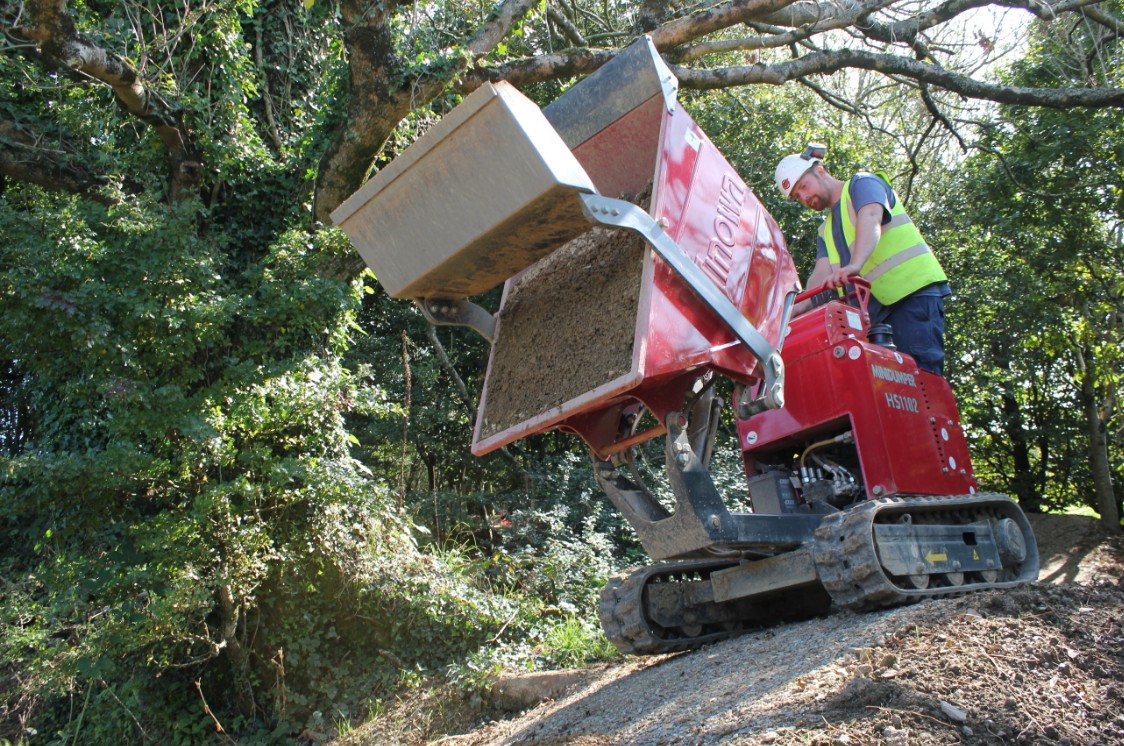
[775, 147, 951, 375]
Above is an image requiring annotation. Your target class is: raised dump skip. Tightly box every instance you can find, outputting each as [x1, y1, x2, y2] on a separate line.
[471, 39, 797, 458]
[333, 37, 797, 459]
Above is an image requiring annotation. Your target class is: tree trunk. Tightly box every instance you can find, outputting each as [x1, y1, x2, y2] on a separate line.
[1079, 362, 1120, 530]
[1001, 387, 1044, 512]
[218, 584, 257, 717]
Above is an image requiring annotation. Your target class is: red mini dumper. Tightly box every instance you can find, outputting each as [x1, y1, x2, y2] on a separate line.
[333, 37, 1038, 654]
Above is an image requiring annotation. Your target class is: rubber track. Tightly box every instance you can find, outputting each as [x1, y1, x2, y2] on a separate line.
[813, 492, 1038, 610]
[601, 494, 1038, 653]
[812, 498, 908, 609]
[598, 561, 738, 656]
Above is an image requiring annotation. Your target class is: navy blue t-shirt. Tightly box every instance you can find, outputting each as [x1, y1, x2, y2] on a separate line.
[814, 173, 949, 315]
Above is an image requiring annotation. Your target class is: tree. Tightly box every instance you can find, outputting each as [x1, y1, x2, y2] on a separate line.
[923, 6, 1123, 528]
[4, 0, 1122, 236]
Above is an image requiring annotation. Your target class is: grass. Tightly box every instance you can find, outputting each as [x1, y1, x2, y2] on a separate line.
[538, 616, 619, 669]
[1059, 505, 1100, 518]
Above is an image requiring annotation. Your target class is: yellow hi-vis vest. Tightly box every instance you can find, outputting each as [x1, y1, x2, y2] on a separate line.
[819, 173, 947, 306]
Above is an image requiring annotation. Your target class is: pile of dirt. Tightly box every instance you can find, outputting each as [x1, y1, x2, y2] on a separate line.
[334, 515, 1124, 746]
[478, 226, 646, 439]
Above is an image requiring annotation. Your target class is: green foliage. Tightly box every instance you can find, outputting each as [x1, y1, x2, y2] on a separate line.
[3, 1, 649, 736]
[536, 615, 618, 669]
[0, 184, 535, 740]
[922, 14, 1123, 516]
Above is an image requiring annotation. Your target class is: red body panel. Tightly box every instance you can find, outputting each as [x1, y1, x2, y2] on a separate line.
[737, 299, 978, 499]
[645, 106, 796, 381]
[551, 104, 797, 456]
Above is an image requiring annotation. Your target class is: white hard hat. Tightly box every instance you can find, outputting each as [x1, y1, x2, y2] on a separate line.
[775, 153, 819, 200]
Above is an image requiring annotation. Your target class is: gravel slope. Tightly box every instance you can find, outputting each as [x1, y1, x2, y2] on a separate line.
[338, 514, 1124, 746]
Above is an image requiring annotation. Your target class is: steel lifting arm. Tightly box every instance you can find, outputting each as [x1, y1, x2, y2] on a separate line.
[579, 193, 786, 413]
[418, 297, 497, 342]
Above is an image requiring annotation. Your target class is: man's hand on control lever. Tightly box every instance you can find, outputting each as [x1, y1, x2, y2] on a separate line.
[826, 266, 859, 289]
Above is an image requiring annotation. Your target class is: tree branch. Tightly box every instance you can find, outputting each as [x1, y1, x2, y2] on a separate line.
[461, 47, 616, 88]
[0, 118, 114, 204]
[673, 48, 1124, 107]
[920, 83, 969, 150]
[672, 0, 900, 62]
[1078, 4, 1124, 34]
[647, 0, 800, 49]
[14, 0, 200, 202]
[547, 4, 588, 46]
[468, 0, 544, 54]
[798, 77, 863, 114]
[849, 0, 996, 48]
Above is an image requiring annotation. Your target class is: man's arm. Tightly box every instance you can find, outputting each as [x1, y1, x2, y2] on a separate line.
[793, 257, 834, 314]
[826, 202, 884, 288]
[807, 256, 833, 289]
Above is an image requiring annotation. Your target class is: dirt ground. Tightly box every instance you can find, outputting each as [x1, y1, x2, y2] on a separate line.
[337, 514, 1124, 746]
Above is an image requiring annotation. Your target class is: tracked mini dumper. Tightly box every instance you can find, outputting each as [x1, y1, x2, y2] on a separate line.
[332, 38, 1039, 655]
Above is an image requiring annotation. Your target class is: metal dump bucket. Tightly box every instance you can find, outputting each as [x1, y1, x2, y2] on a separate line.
[333, 38, 797, 459]
[471, 39, 799, 458]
